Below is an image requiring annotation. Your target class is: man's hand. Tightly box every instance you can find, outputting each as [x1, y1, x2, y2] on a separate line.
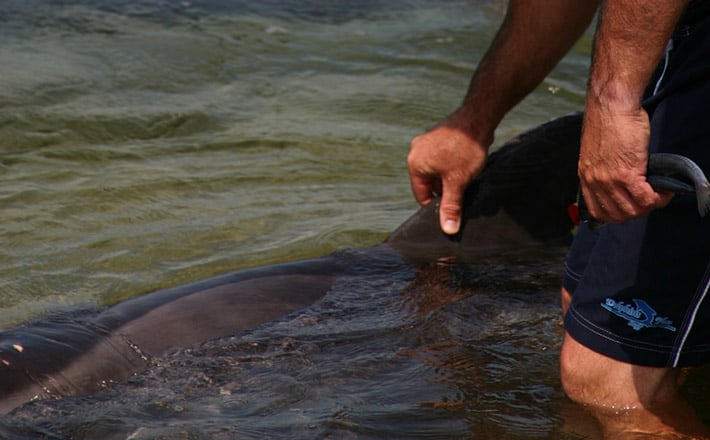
[408, 117, 490, 235]
[406, 0, 597, 235]
[578, 106, 673, 223]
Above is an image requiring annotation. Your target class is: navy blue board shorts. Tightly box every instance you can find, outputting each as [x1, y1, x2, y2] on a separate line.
[563, 1, 710, 368]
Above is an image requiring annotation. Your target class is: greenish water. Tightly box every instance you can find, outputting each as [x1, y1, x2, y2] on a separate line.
[0, 1, 621, 438]
[0, 0, 589, 323]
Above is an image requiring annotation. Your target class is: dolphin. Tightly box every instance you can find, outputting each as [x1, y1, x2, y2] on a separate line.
[0, 113, 586, 413]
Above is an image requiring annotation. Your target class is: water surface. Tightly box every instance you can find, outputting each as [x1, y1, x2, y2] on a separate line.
[1, 1, 684, 438]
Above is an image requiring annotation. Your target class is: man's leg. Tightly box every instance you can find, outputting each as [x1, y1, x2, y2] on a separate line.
[560, 287, 709, 438]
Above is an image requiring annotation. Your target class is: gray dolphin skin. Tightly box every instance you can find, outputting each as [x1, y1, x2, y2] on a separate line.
[0, 259, 342, 413]
[0, 112, 592, 413]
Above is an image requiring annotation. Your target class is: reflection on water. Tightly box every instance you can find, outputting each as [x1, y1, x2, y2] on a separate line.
[5, 0, 704, 439]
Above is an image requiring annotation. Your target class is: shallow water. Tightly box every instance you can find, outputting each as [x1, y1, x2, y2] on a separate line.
[4, 245, 586, 439]
[4, 1, 704, 438]
[0, 0, 589, 319]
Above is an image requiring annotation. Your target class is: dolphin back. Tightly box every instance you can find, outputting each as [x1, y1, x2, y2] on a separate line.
[0, 257, 342, 413]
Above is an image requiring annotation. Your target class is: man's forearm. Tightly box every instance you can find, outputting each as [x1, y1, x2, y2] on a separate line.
[456, 0, 599, 143]
[409, 0, 597, 234]
[586, 0, 688, 115]
[578, 0, 687, 223]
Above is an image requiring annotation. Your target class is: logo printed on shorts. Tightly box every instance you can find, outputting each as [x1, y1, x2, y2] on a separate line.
[601, 298, 676, 332]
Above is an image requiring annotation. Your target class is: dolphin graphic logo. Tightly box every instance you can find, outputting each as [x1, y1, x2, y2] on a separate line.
[601, 298, 676, 332]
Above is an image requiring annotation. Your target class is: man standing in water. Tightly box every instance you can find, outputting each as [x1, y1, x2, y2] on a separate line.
[409, 0, 710, 436]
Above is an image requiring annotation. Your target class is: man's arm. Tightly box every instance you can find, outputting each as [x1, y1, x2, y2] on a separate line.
[579, 1, 686, 222]
[408, 0, 599, 235]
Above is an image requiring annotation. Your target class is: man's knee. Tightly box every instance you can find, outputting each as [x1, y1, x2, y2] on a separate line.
[560, 334, 645, 407]
[560, 333, 680, 408]
[559, 333, 606, 405]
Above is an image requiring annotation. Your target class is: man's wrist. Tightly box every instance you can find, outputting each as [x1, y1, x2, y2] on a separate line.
[446, 106, 497, 150]
[586, 78, 645, 116]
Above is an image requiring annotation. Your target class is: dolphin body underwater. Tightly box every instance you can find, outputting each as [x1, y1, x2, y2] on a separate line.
[1, 112, 704, 414]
